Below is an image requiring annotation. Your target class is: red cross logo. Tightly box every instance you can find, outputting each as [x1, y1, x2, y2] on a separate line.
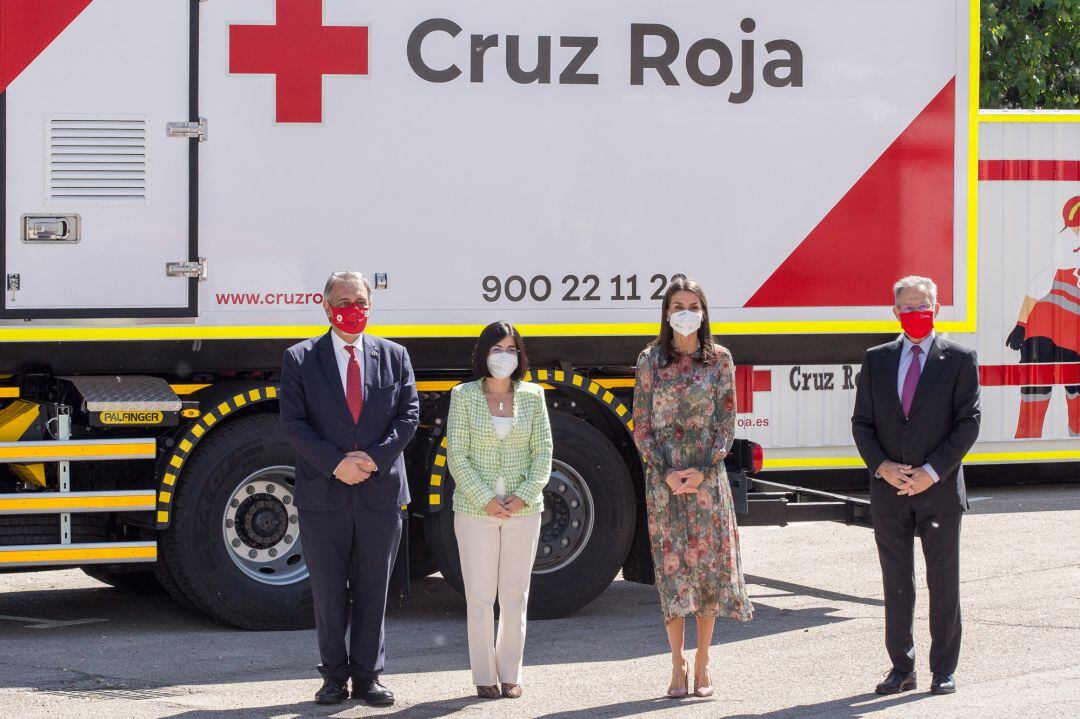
[229, 0, 369, 123]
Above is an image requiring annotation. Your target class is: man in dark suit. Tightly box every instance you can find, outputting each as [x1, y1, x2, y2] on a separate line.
[852, 275, 980, 697]
[280, 271, 419, 706]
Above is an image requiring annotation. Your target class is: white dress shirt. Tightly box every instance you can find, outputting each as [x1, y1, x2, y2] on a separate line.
[897, 332, 940, 484]
[330, 330, 363, 398]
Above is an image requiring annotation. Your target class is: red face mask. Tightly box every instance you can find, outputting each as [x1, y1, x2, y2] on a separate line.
[329, 304, 369, 335]
[899, 310, 934, 339]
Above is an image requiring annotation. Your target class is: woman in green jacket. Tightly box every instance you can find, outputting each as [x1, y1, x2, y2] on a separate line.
[446, 321, 553, 700]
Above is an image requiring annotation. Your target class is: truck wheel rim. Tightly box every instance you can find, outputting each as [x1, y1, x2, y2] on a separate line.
[221, 466, 308, 586]
[533, 459, 595, 574]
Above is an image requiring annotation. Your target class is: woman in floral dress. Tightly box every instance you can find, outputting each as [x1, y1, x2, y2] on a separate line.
[632, 277, 753, 699]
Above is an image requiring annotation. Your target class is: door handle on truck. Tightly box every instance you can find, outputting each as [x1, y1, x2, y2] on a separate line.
[22, 214, 81, 243]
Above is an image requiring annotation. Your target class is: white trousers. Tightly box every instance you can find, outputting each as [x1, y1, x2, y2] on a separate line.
[454, 512, 542, 686]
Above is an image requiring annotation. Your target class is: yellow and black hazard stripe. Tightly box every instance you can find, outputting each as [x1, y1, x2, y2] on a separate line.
[527, 369, 634, 429]
[426, 369, 634, 512]
[156, 385, 278, 528]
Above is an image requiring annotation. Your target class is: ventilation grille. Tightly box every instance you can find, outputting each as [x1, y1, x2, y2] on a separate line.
[47, 116, 148, 205]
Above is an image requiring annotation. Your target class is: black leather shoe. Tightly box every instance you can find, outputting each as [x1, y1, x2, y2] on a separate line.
[875, 668, 917, 695]
[931, 673, 956, 694]
[353, 679, 395, 706]
[314, 678, 348, 705]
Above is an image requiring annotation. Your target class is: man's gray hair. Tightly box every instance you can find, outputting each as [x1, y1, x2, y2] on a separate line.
[324, 271, 372, 297]
[893, 275, 938, 305]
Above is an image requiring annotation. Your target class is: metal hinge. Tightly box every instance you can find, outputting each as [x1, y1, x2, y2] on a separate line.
[6, 273, 20, 302]
[166, 117, 207, 142]
[166, 257, 207, 282]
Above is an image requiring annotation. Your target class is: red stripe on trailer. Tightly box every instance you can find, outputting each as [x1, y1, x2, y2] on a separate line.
[744, 78, 956, 308]
[0, 0, 93, 92]
[735, 367, 773, 414]
[753, 369, 772, 392]
[979, 363, 1080, 387]
[978, 160, 1080, 182]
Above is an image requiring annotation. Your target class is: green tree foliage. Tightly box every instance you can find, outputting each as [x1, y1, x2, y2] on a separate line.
[982, 0, 1080, 108]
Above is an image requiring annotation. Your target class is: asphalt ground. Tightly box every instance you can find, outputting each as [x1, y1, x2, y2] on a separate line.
[1, 484, 1078, 719]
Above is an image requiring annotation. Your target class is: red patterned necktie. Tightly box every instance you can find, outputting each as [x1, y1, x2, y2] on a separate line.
[344, 345, 363, 423]
[901, 345, 922, 417]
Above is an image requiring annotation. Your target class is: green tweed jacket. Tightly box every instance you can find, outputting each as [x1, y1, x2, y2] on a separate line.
[446, 379, 553, 517]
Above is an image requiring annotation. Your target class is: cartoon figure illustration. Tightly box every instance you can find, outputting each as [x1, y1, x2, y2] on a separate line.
[1007, 196, 1080, 438]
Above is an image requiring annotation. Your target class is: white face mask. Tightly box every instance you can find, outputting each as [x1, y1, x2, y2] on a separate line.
[668, 309, 703, 337]
[487, 353, 519, 379]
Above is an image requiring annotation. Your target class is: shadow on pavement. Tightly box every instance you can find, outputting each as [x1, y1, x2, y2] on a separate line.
[724, 690, 932, 719]
[965, 484, 1080, 515]
[0, 572, 866, 692]
[161, 695, 489, 719]
[744, 575, 884, 608]
[528, 690, 930, 719]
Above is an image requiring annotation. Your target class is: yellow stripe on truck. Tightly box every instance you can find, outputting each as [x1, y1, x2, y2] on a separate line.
[0, 542, 157, 566]
[0, 491, 156, 514]
[0, 318, 979, 343]
[762, 449, 1080, 471]
[170, 384, 211, 395]
[0, 440, 156, 462]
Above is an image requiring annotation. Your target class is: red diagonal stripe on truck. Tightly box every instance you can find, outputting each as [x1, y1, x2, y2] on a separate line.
[979, 363, 1080, 386]
[978, 160, 1080, 182]
[744, 78, 956, 308]
[0, 0, 93, 92]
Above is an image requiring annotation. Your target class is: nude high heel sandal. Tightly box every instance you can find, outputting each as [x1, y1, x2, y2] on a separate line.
[693, 663, 714, 698]
[667, 659, 689, 699]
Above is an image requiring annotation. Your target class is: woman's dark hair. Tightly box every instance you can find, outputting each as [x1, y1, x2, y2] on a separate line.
[471, 321, 530, 382]
[648, 277, 719, 366]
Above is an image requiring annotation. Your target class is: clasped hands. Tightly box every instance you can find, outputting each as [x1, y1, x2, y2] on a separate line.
[665, 468, 705, 496]
[334, 451, 378, 485]
[877, 460, 934, 496]
[484, 496, 526, 518]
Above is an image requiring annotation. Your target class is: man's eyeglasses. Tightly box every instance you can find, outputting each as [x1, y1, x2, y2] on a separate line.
[896, 303, 934, 313]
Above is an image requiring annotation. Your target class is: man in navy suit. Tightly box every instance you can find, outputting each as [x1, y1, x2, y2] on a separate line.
[280, 271, 419, 706]
[852, 276, 980, 697]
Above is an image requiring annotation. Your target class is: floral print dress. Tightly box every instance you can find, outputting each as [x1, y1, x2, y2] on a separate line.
[633, 343, 754, 623]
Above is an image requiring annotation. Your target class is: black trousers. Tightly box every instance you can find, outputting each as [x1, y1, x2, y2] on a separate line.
[872, 509, 962, 675]
[1019, 338, 1080, 397]
[299, 499, 402, 683]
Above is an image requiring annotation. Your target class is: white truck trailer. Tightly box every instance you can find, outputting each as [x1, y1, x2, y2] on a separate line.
[2, 0, 1078, 628]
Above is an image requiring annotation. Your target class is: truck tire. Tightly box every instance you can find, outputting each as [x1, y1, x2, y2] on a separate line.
[0, 515, 106, 545]
[153, 560, 200, 611]
[158, 414, 314, 630]
[429, 412, 636, 619]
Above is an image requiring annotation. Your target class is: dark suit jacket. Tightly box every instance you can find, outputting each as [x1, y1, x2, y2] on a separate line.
[280, 331, 419, 512]
[851, 335, 980, 515]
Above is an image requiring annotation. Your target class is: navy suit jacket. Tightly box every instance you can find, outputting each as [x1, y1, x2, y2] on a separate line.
[851, 335, 980, 515]
[280, 331, 419, 512]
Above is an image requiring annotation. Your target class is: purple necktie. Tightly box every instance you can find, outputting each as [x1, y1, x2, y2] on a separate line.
[901, 345, 922, 417]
